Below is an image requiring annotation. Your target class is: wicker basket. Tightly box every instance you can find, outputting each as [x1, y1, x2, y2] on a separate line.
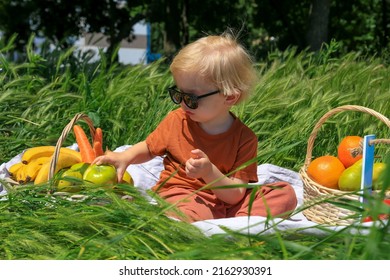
[48, 113, 96, 188]
[299, 105, 390, 225]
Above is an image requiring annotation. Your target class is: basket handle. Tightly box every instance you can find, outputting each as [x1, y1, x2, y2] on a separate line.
[49, 113, 96, 181]
[304, 105, 390, 168]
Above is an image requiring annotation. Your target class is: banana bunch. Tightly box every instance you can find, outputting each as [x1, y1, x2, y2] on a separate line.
[8, 146, 81, 184]
[21, 146, 80, 164]
[8, 162, 29, 184]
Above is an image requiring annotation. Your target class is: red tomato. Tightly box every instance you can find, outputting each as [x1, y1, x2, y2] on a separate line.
[362, 199, 390, 223]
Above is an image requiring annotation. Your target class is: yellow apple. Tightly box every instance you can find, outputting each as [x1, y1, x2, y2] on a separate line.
[57, 169, 83, 193]
[373, 162, 388, 190]
[122, 170, 134, 185]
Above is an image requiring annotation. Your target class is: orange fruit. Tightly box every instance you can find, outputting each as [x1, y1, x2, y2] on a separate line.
[307, 155, 346, 189]
[337, 136, 363, 168]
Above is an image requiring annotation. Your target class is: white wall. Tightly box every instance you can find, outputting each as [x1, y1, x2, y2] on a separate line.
[74, 21, 148, 65]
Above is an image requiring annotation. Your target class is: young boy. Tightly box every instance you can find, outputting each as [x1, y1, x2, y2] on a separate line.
[93, 31, 297, 222]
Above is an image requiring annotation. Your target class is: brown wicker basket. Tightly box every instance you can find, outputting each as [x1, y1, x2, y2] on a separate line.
[48, 113, 96, 187]
[299, 105, 390, 225]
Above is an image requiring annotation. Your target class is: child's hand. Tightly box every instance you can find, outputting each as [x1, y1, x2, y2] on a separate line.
[92, 151, 127, 183]
[185, 149, 213, 179]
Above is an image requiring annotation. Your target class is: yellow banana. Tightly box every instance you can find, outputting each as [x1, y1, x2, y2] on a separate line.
[25, 156, 51, 182]
[21, 146, 56, 163]
[22, 146, 81, 164]
[8, 162, 26, 178]
[34, 152, 82, 185]
[16, 164, 29, 184]
[35, 156, 52, 165]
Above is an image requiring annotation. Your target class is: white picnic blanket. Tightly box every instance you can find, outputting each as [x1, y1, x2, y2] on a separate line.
[0, 144, 372, 236]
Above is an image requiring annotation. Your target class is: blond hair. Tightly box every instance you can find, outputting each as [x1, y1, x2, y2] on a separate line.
[169, 31, 257, 103]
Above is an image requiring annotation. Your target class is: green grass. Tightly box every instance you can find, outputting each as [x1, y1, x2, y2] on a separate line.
[1, 40, 390, 260]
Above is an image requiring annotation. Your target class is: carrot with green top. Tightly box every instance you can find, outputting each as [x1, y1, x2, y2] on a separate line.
[73, 125, 95, 163]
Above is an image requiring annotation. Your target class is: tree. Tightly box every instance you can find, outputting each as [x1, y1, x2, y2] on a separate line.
[306, 0, 330, 51]
[329, 0, 387, 54]
[146, 0, 257, 58]
[0, 0, 147, 61]
[146, 0, 184, 56]
[1, 0, 388, 62]
[0, 0, 36, 52]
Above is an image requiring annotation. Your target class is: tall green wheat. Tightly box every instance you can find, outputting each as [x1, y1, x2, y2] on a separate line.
[1, 39, 389, 260]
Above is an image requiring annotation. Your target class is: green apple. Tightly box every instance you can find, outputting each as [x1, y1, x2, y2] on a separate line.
[70, 162, 90, 175]
[57, 169, 83, 193]
[338, 161, 362, 191]
[83, 164, 117, 186]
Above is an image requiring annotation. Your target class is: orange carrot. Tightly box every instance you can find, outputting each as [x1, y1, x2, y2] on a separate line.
[73, 125, 95, 163]
[93, 140, 104, 158]
[93, 127, 104, 157]
[93, 128, 103, 150]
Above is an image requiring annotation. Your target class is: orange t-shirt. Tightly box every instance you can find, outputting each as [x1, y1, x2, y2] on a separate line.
[145, 108, 258, 192]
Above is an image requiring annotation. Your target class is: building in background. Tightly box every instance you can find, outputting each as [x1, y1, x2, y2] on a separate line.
[2, 21, 160, 65]
[74, 21, 160, 65]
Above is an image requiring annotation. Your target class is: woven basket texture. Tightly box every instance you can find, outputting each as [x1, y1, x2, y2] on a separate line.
[49, 113, 96, 181]
[299, 105, 390, 225]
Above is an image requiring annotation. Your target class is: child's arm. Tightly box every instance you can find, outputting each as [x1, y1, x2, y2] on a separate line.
[92, 141, 154, 182]
[185, 149, 247, 204]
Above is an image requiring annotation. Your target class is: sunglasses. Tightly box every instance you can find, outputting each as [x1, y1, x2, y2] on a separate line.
[168, 86, 220, 109]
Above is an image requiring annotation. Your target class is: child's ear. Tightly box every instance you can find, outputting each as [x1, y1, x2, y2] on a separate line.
[225, 93, 240, 106]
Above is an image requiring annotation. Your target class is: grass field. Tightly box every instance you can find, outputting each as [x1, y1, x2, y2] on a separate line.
[1, 39, 390, 260]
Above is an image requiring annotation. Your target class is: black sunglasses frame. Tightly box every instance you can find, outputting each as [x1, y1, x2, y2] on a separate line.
[168, 86, 220, 109]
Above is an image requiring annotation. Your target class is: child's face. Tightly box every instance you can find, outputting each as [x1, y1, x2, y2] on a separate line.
[172, 71, 232, 124]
